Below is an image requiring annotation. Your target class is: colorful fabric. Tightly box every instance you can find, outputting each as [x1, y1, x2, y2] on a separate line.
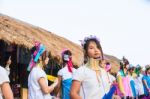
[34, 44, 45, 62]
[117, 75, 124, 94]
[62, 78, 72, 99]
[47, 75, 57, 82]
[122, 76, 132, 97]
[130, 80, 137, 97]
[27, 44, 45, 71]
[105, 64, 111, 72]
[58, 66, 76, 99]
[102, 85, 116, 99]
[73, 65, 112, 99]
[61, 49, 73, 73]
[142, 75, 150, 96]
[67, 58, 73, 73]
[117, 71, 133, 97]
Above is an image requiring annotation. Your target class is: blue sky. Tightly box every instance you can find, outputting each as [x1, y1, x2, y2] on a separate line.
[0, 0, 150, 66]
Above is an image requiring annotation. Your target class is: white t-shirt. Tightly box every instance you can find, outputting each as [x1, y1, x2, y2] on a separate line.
[58, 66, 76, 80]
[0, 66, 10, 99]
[28, 66, 52, 99]
[73, 65, 113, 99]
[134, 74, 144, 95]
[5, 66, 10, 76]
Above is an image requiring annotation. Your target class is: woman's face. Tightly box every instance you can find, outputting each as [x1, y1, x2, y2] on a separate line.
[87, 41, 101, 59]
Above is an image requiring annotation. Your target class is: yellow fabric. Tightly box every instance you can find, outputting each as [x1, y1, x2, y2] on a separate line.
[47, 75, 57, 82]
[117, 75, 124, 94]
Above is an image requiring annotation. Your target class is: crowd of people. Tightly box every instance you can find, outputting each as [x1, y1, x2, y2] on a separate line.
[0, 35, 150, 99]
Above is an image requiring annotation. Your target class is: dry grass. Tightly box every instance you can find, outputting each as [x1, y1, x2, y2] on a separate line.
[0, 14, 120, 72]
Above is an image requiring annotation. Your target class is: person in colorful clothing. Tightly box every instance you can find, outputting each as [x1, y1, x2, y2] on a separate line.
[70, 35, 116, 99]
[117, 57, 133, 99]
[127, 65, 138, 99]
[28, 43, 58, 99]
[134, 65, 145, 98]
[142, 65, 150, 98]
[55, 49, 76, 99]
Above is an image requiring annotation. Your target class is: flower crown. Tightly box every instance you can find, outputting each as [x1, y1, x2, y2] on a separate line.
[80, 35, 100, 47]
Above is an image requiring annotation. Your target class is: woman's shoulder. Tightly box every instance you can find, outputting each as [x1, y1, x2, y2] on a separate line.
[76, 65, 88, 71]
[0, 66, 7, 75]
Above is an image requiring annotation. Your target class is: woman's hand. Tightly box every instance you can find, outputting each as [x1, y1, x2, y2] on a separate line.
[52, 78, 58, 88]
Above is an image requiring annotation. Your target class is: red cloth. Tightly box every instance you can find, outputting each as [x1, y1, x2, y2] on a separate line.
[67, 57, 73, 73]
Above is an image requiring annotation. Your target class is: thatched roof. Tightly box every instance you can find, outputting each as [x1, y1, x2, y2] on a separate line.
[0, 14, 83, 65]
[0, 14, 120, 72]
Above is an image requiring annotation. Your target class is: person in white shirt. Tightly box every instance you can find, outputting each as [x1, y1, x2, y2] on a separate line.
[0, 66, 14, 99]
[28, 43, 58, 99]
[70, 35, 115, 99]
[134, 66, 145, 98]
[55, 49, 76, 99]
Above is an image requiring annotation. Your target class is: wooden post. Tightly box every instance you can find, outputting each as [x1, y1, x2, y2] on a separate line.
[21, 88, 28, 99]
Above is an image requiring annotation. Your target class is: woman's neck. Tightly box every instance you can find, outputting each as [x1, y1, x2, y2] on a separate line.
[36, 62, 43, 69]
[87, 58, 100, 70]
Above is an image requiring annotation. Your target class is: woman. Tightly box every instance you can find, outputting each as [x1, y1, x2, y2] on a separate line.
[70, 35, 115, 99]
[0, 66, 14, 99]
[28, 43, 58, 99]
[55, 49, 76, 99]
[134, 65, 145, 98]
[3, 55, 11, 75]
[117, 58, 134, 99]
[142, 65, 150, 98]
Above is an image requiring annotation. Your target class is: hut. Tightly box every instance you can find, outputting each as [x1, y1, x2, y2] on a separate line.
[0, 14, 83, 99]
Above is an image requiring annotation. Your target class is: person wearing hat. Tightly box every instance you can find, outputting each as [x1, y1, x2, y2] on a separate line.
[28, 43, 58, 99]
[55, 49, 76, 99]
[142, 65, 150, 97]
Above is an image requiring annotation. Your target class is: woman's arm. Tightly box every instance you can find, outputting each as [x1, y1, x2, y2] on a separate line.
[1, 82, 14, 99]
[143, 79, 150, 91]
[38, 77, 58, 94]
[70, 80, 82, 99]
[54, 76, 62, 98]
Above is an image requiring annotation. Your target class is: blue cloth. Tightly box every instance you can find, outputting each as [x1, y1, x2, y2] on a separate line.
[130, 80, 137, 97]
[102, 85, 116, 99]
[142, 75, 150, 95]
[62, 78, 72, 99]
[119, 70, 126, 77]
[34, 44, 45, 62]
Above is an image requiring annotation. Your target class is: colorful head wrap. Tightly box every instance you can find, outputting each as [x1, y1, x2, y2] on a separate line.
[61, 49, 73, 73]
[135, 65, 141, 76]
[27, 42, 46, 71]
[128, 64, 134, 69]
[105, 62, 111, 72]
